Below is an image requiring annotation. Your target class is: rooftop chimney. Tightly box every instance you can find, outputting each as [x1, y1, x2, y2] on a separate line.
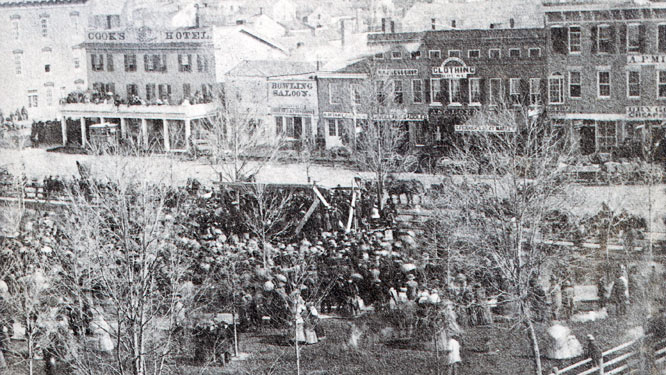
[381, 18, 386, 32]
[390, 20, 395, 33]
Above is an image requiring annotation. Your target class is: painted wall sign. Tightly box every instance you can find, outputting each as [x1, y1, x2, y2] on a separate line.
[454, 124, 516, 133]
[86, 27, 211, 43]
[376, 69, 419, 76]
[430, 107, 479, 117]
[432, 57, 475, 78]
[626, 106, 666, 119]
[322, 112, 368, 119]
[374, 113, 426, 121]
[626, 55, 666, 65]
[271, 107, 315, 115]
[269, 81, 315, 97]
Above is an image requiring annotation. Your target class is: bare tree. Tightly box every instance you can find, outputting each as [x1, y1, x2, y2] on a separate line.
[56, 152, 193, 375]
[423, 105, 577, 375]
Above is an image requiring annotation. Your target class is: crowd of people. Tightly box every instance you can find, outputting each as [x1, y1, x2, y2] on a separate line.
[61, 89, 213, 107]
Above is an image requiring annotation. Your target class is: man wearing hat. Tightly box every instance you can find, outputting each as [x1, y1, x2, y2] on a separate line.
[584, 334, 602, 370]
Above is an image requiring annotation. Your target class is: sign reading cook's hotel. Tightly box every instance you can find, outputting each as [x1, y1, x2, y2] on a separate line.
[626, 106, 666, 119]
[86, 27, 212, 43]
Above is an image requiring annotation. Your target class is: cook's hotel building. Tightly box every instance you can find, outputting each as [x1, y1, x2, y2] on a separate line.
[545, 0, 666, 155]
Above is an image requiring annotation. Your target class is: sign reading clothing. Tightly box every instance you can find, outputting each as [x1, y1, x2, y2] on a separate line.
[270, 81, 314, 97]
[454, 124, 516, 133]
[432, 57, 476, 78]
[626, 106, 666, 119]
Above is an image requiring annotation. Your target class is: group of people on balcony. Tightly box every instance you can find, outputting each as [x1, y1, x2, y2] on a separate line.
[60, 90, 213, 107]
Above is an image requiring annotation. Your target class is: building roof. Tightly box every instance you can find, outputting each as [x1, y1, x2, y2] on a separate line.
[0, 0, 86, 6]
[225, 60, 316, 77]
[402, 0, 544, 32]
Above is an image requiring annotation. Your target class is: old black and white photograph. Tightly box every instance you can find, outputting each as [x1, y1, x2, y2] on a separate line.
[2, 0, 666, 374]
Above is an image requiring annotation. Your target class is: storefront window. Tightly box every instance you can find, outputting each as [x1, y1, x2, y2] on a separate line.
[449, 79, 462, 105]
[469, 78, 481, 104]
[597, 121, 616, 153]
[412, 80, 423, 104]
[548, 74, 563, 104]
[489, 78, 503, 105]
[530, 78, 541, 105]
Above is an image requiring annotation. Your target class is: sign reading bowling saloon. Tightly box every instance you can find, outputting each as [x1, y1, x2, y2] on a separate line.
[270, 81, 315, 97]
[626, 106, 666, 119]
[432, 57, 476, 78]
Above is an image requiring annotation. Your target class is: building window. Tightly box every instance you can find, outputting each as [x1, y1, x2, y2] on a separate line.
[448, 50, 461, 58]
[12, 20, 19, 40]
[597, 25, 614, 54]
[183, 83, 191, 98]
[627, 70, 640, 98]
[275, 116, 283, 135]
[659, 25, 666, 53]
[374, 52, 384, 60]
[91, 54, 104, 71]
[627, 24, 641, 54]
[489, 78, 503, 105]
[597, 121, 616, 153]
[197, 55, 209, 72]
[74, 58, 80, 69]
[489, 49, 501, 59]
[428, 50, 441, 59]
[529, 48, 541, 58]
[430, 78, 442, 104]
[70, 13, 79, 29]
[376, 80, 386, 105]
[330, 84, 341, 104]
[44, 64, 50, 73]
[106, 54, 114, 72]
[548, 74, 564, 104]
[28, 94, 38, 108]
[124, 54, 137, 72]
[95, 15, 120, 30]
[46, 88, 53, 106]
[146, 84, 156, 101]
[178, 54, 192, 72]
[569, 26, 581, 53]
[328, 118, 342, 136]
[412, 79, 423, 103]
[393, 80, 404, 104]
[158, 84, 171, 101]
[598, 70, 611, 98]
[391, 51, 402, 60]
[41, 18, 48, 38]
[658, 70, 666, 98]
[449, 79, 462, 105]
[411, 51, 421, 60]
[509, 78, 521, 104]
[529, 78, 541, 105]
[509, 48, 521, 58]
[351, 84, 362, 105]
[551, 26, 567, 54]
[144, 54, 167, 72]
[14, 54, 22, 75]
[126, 84, 138, 97]
[569, 71, 581, 98]
[469, 78, 481, 104]
[468, 49, 480, 58]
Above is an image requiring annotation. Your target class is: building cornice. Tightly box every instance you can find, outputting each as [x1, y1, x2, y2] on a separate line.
[0, 0, 87, 8]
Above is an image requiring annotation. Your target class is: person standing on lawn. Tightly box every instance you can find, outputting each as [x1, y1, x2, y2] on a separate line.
[447, 334, 462, 375]
[584, 334, 602, 370]
[549, 276, 562, 321]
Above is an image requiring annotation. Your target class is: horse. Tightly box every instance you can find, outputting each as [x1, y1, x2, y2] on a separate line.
[385, 175, 425, 206]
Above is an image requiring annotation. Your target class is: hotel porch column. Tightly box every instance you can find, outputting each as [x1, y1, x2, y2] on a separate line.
[120, 118, 126, 139]
[80, 117, 86, 146]
[185, 119, 191, 150]
[162, 118, 170, 151]
[141, 118, 148, 147]
[60, 116, 67, 146]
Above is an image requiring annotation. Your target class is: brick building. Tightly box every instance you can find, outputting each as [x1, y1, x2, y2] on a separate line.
[544, 0, 666, 155]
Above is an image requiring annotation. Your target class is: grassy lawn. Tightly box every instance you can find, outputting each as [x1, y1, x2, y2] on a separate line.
[218, 309, 646, 375]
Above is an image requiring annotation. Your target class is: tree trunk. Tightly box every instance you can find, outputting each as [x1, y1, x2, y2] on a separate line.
[295, 324, 301, 375]
[527, 319, 543, 375]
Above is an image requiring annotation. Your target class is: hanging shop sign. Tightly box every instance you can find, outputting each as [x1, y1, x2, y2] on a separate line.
[271, 107, 315, 115]
[374, 113, 426, 121]
[626, 55, 666, 65]
[321, 112, 368, 119]
[454, 124, 516, 133]
[432, 57, 476, 78]
[376, 69, 419, 76]
[626, 106, 666, 119]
